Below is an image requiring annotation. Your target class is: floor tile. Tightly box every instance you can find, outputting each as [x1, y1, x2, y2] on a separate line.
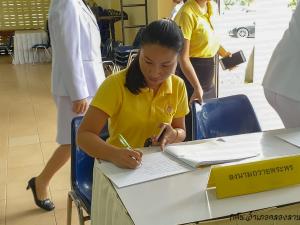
[6, 181, 50, 201]
[9, 106, 35, 119]
[33, 103, 56, 122]
[0, 160, 7, 185]
[54, 208, 85, 225]
[6, 209, 55, 225]
[9, 127, 38, 139]
[6, 164, 44, 183]
[49, 165, 70, 191]
[37, 127, 56, 144]
[0, 135, 8, 149]
[8, 144, 44, 168]
[0, 148, 8, 161]
[6, 195, 49, 217]
[0, 200, 5, 225]
[8, 135, 40, 147]
[40, 142, 58, 162]
[0, 185, 5, 201]
[50, 189, 69, 210]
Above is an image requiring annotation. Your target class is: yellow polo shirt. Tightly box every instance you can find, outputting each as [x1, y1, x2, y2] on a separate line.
[91, 69, 189, 148]
[175, 0, 220, 58]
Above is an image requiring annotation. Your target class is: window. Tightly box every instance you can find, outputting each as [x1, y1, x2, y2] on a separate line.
[216, 0, 296, 87]
[0, 0, 50, 31]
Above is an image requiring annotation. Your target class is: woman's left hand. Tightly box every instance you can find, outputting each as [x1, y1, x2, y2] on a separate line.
[224, 51, 239, 71]
[218, 46, 231, 58]
[222, 51, 232, 58]
[220, 50, 238, 71]
[151, 123, 178, 151]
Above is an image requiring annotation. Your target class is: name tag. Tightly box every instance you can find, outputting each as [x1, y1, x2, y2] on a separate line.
[207, 154, 300, 199]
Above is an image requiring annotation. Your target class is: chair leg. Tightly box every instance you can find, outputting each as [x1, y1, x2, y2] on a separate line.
[67, 192, 73, 225]
[6, 48, 14, 61]
[32, 48, 37, 64]
[75, 202, 86, 225]
[69, 191, 89, 225]
[45, 48, 51, 60]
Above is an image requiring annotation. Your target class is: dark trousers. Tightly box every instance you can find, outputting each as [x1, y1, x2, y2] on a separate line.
[176, 57, 216, 141]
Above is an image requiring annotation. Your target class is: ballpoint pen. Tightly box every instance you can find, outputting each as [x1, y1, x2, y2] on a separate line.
[118, 134, 142, 165]
[118, 134, 132, 150]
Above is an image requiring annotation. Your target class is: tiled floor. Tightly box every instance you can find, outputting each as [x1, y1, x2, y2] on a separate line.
[0, 56, 88, 225]
[0, 55, 283, 225]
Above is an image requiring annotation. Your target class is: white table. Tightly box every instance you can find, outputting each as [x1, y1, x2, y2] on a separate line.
[91, 128, 300, 225]
[13, 30, 51, 64]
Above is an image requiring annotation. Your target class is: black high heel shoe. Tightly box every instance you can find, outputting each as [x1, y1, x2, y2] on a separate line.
[26, 177, 55, 211]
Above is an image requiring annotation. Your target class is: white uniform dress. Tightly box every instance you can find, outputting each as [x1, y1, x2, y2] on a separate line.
[170, 1, 184, 20]
[49, 0, 105, 144]
[262, 3, 300, 128]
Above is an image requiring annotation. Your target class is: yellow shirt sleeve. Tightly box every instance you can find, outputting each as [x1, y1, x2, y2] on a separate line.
[91, 74, 122, 117]
[176, 11, 194, 41]
[174, 79, 190, 118]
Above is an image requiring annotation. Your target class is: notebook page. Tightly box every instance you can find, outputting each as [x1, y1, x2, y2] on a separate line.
[98, 152, 194, 188]
[277, 131, 300, 147]
[165, 141, 260, 167]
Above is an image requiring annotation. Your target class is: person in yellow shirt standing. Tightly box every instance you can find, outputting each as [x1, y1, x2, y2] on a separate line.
[175, 0, 231, 140]
[77, 19, 189, 169]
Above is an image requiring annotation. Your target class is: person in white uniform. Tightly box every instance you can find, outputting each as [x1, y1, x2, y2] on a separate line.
[170, 0, 186, 20]
[263, 2, 300, 128]
[26, 0, 105, 211]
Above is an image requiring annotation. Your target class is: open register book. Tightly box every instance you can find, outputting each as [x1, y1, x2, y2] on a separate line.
[98, 140, 261, 188]
[165, 140, 261, 168]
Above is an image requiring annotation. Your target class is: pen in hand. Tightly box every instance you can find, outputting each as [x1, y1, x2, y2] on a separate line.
[118, 134, 132, 150]
[118, 134, 142, 165]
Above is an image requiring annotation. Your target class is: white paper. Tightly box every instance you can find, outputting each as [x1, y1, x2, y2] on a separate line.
[165, 141, 260, 167]
[98, 152, 194, 188]
[276, 131, 300, 147]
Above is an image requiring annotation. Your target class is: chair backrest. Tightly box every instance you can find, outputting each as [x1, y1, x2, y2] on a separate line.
[71, 116, 108, 213]
[0, 34, 13, 53]
[45, 20, 51, 47]
[191, 94, 261, 140]
[126, 49, 139, 67]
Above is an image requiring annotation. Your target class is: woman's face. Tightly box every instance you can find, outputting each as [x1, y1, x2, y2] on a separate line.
[139, 44, 178, 91]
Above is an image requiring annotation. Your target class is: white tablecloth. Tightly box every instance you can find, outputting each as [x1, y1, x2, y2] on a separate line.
[91, 128, 300, 225]
[13, 30, 51, 64]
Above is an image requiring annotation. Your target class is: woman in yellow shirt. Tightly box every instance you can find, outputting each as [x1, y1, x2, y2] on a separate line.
[77, 19, 189, 169]
[176, 0, 230, 102]
[175, 0, 231, 140]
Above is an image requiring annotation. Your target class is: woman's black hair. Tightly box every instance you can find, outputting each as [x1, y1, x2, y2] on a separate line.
[125, 19, 184, 95]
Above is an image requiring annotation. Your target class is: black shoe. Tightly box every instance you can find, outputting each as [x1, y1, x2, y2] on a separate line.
[26, 177, 55, 211]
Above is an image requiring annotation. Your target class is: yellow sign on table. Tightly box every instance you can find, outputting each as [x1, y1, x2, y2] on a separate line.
[207, 154, 300, 199]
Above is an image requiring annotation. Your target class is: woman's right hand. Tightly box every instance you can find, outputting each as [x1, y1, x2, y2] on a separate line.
[189, 87, 203, 105]
[112, 149, 143, 169]
[72, 98, 88, 114]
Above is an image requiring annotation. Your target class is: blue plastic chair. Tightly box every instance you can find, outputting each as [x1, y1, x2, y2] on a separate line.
[191, 94, 261, 140]
[67, 116, 108, 225]
[113, 27, 144, 67]
[0, 35, 14, 59]
[32, 20, 51, 63]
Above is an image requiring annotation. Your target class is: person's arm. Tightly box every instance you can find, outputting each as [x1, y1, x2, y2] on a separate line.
[157, 117, 186, 150]
[54, 1, 92, 111]
[218, 45, 231, 58]
[171, 117, 186, 143]
[72, 98, 89, 114]
[50, 1, 89, 113]
[77, 106, 142, 169]
[178, 39, 204, 104]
